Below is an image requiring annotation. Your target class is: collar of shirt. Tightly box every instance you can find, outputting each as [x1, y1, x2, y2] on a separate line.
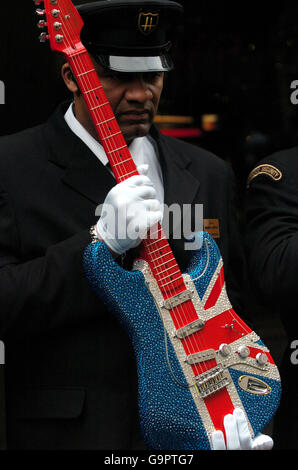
[64, 102, 145, 168]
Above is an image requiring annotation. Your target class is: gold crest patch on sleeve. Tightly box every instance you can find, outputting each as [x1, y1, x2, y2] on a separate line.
[247, 164, 282, 188]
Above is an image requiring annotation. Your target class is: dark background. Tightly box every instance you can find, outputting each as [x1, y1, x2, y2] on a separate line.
[0, 0, 295, 449]
[2, 1, 298, 187]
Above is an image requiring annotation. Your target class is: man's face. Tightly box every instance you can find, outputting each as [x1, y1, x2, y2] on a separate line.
[93, 60, 164, 144]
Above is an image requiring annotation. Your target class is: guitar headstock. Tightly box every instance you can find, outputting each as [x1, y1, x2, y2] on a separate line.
[34, 0, 84, 53]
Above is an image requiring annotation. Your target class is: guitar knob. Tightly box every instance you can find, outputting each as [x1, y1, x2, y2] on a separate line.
[256, 352, 268, 366]
[39, 32, 49, 43]
[36, 8, 46, 16]
[219, 343, 231, 357]
[237, 345, 250, 359]
[37, 20, 47, 28]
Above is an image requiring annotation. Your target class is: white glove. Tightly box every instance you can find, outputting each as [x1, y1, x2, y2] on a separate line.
[96, 165, 162, 255]
[211, 408, 274, 450]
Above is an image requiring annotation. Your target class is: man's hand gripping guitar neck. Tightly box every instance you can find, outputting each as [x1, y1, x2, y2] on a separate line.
[94, 164, 162, 258]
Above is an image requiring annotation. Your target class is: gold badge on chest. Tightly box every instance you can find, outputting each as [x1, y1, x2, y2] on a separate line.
[204, 219, 220, 239]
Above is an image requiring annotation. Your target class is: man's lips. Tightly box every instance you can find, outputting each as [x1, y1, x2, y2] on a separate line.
[117, 110, 152, 121]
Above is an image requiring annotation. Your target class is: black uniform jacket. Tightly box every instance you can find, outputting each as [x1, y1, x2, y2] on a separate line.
[245, 147, 298, 332]
[245, 147, 298, 449]
[0, 101, 245, 449]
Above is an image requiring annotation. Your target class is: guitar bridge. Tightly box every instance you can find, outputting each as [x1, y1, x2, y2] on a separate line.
[194, 365, 230, 398]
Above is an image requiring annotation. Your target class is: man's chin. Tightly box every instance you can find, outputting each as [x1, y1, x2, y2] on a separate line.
[121, 122, 152, 144]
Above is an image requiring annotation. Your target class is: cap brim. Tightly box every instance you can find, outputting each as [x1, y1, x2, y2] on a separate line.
[96, 54, 173, 72]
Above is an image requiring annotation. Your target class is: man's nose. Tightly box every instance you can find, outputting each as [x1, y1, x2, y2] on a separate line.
[124, 77, 153, 102]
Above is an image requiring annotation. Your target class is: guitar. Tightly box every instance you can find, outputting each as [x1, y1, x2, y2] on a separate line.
[37, 0, 281, 449]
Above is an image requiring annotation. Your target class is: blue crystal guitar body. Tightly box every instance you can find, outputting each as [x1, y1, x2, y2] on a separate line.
[83, 231, 281, 450]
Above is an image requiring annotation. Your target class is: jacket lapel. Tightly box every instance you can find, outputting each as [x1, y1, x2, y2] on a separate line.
[151, 125, 201, 238]
[61, 153, 115, 206]
[43, 102, 116, 206]
[151, 127, 201, 270]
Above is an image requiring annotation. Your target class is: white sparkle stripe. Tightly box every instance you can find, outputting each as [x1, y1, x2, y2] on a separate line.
[201, 258, 223, 307]
[203, 282, 232, 320]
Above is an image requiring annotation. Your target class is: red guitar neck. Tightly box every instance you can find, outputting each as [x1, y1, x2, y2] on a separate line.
[67, 49, 136, 183]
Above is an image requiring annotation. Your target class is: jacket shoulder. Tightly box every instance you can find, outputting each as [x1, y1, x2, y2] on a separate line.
[0, 125, 44, 157]
[0, 125, 45, 183]
[161, 134, 232, 176]
[256, 146, 298, 166]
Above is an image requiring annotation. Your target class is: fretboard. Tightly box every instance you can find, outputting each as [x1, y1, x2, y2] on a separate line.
[68, 47, 187, 299]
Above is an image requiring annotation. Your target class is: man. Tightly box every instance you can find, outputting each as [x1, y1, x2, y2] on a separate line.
[245, 148, 298, 450]
[0, 0, 271, 450]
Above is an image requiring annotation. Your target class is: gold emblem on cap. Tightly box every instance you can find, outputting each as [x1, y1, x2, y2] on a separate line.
[138, 12, 159, 35]
[247, 164, 282, 188]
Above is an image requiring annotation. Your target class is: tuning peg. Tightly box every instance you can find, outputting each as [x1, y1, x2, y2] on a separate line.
[51, 9, 60, 17]
[36, 8, 46, 16]
[55, 34, 64, 43]
[37, 19, 47, 28]
[39, 32, 49, 43]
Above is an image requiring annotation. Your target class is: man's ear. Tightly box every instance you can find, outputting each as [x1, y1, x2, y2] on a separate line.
[61, 63, 80, 94]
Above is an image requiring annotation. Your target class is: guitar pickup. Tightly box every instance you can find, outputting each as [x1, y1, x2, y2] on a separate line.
[186, 349, 216, 365]
[175, 318, 205, 339]
[162, 289, 193, 310]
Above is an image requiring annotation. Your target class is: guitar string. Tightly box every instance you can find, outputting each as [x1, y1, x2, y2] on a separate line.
[58, 6, 211, 377]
